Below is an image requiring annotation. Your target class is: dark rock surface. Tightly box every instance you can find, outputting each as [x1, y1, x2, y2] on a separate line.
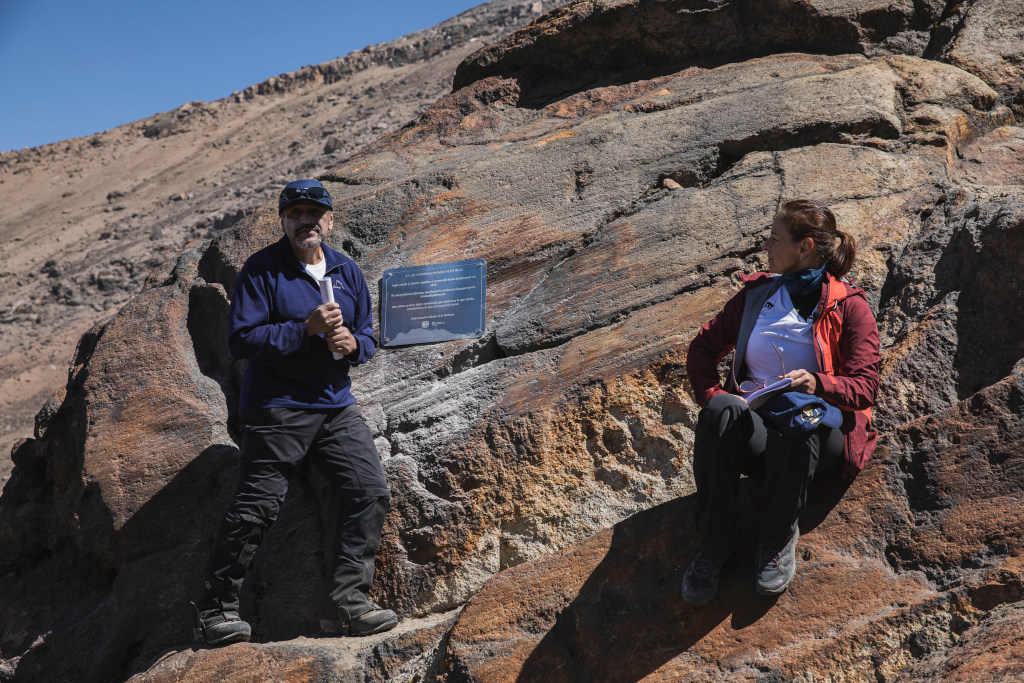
[127, 611, 459, 683]
[2, 0, 1023, 680]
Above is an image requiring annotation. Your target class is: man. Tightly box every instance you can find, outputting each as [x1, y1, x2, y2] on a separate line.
[192, 179, 397, 645]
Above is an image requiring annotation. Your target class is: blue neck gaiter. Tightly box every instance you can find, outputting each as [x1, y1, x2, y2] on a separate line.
[781, 263, 827, 298]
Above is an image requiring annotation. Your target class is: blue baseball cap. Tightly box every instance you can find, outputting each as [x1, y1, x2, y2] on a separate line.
[278, 179, 332, 214]
[763, 393, 843, 435]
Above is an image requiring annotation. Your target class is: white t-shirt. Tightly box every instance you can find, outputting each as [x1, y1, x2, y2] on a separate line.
[303, 259, 327, 281]
[744, 286, 819, 383]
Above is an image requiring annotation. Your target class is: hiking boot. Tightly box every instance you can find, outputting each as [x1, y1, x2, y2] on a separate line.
[681, 550, 730, 606]
[320, 602, 399, 637]
[191, 601, 252, 646]
[196, 512, 267, 645]
[755, 528, 799, 596]
[348, 604, 399, 636]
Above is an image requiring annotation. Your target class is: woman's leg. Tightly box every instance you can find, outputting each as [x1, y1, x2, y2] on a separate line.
[683, 394, 767, 605]
[692, 394, 767, 553]
[754, 424, 843, 595]
[757, 424, 843, 546]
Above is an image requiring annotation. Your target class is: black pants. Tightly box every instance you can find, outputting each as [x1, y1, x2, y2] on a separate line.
[205, 403, 390, 621]
[692, 394, 843, 553]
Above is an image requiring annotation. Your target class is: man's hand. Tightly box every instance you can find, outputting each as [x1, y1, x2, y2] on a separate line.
[784, 369, 818, 395]
[326, 325, 358, 357]
[306, 302, 342, 336]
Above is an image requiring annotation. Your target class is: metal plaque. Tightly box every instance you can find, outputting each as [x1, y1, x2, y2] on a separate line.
[380, 259, 486, 347]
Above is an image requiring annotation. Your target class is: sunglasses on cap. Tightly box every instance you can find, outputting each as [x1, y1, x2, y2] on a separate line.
[283, 186, 329, 201]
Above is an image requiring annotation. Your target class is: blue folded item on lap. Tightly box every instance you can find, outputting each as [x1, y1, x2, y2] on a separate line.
[761, 392, 842, 435]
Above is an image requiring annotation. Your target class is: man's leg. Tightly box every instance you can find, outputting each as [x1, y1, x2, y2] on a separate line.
[754, 424, 844, 595]
[313, 404, 396, 635]
[194, 512, 268, 644]
[683, 393, 767, 605]
[195, 408, 323, 644]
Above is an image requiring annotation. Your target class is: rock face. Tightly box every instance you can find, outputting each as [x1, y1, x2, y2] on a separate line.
[2, 0, 1023, 681]
[0, 0, 566, 483]
[442, 368, 1024, 680]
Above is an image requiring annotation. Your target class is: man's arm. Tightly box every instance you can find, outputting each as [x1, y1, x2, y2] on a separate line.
[228, 264, 310, 360]
[324, 264, 377, 364]
[345, 265, 377, 365]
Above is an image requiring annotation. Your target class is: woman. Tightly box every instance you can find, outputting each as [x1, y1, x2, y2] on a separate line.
[681, 199, 879, 606]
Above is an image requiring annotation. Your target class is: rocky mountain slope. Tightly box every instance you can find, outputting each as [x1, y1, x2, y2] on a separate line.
[0, 0, 561, 485]
[2, 0, 1023, 681]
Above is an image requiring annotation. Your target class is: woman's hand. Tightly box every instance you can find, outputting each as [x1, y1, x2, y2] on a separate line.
[784, 369, 818, 395]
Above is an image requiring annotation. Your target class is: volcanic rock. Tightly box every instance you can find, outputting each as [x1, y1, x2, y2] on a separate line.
[442, 364, 1024, 680]
[939, 0, 1024, 119]
[127, 611, 459, 683]
[0, 0, 573, 483]
[1, 0, 1023, 681]
[324, 135, 346, 155]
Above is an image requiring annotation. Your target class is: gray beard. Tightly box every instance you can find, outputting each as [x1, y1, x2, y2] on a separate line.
[296, 232, 322, 250]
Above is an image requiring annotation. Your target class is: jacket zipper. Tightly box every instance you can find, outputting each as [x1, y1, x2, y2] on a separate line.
[813, 278, 831, 375]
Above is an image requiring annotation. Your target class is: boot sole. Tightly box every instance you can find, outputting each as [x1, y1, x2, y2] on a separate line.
[203, 630, 252, 646]
[194, 621, 252, 646]
[681, 589, 717, 606]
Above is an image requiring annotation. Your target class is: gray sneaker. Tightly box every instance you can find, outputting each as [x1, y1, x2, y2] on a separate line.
[681, 550, 730, 606]
[755, 528, 799, 596]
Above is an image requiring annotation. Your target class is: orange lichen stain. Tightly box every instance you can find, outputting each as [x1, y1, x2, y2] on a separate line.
[430, 190, 460, 207]
[535, 130, 577, 146]
[493, 291, 727, 415]
[412, 207, 577, 268]
[487, 259, 551, 300]
[992, 551, 1024, 575]
[547, 75, 678, 119]
[457, 110, 503, 136]
[398, 195, 495, 265]
[397, 126, 432, 145]
[652, 88, 672, 96]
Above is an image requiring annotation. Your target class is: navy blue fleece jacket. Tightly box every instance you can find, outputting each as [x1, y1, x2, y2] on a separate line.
[228, 236, 377, 412]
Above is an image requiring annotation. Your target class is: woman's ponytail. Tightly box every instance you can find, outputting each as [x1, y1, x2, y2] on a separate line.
[828, 230, 856, 278]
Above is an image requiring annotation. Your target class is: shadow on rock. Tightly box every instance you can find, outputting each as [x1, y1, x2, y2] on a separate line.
[0, 443, 239, 683]
[507, 474, 850, 682]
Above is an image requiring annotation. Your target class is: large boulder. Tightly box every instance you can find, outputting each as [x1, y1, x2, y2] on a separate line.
[2, 0, 1022, 680]
[442, 363, 1024, 680]
[938, 0, 1024, 119]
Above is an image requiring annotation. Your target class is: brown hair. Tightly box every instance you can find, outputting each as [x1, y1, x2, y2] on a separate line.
[778, 199, 856, 278]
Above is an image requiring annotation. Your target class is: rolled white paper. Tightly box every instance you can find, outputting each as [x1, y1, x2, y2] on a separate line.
[318, 277, 343, 360]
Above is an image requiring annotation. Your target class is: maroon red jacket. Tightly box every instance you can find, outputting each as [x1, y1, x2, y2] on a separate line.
[686, 272, 880, 479]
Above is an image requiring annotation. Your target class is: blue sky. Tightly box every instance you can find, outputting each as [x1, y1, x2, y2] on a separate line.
[0, 0, 482, 152]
